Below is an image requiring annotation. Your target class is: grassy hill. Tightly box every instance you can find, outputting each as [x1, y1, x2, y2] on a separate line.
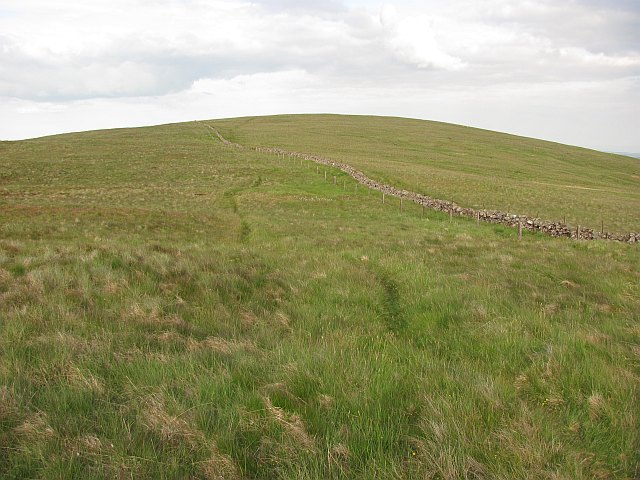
[217, 114, 640, 234]
[0, 118, 639, 479]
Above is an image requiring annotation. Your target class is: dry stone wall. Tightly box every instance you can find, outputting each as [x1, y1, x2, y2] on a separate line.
[204, 124, 639, 244]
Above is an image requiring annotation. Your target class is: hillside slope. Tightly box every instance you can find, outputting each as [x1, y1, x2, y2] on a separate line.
[217, 114, 640, 234]
[0, 121, 638, 479]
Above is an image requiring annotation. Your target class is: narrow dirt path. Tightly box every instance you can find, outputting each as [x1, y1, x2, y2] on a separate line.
[201, 122, 639, 244]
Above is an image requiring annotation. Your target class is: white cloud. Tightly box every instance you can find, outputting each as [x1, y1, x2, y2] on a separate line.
[0, 0, 638, 150]
[558, 47, 640, 67]
[380, 6, 466, 71]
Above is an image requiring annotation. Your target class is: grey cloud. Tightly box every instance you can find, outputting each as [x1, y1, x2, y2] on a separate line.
[0, 0, 638, 117]
[479, 0, 640, 54]
[250, 0, 346, 14]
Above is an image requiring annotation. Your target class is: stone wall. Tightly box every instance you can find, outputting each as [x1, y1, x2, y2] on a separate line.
[205, 124, 639, 244]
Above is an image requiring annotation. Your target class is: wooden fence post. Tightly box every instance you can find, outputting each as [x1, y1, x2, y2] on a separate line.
[324, 171, 327, 181]
[333, 176, 336, 186]
[382, 193, 385, 204]
[577, 225, 581, 239]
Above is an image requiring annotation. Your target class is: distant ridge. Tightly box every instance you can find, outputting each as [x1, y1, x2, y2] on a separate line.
[610, 152, 640, 159]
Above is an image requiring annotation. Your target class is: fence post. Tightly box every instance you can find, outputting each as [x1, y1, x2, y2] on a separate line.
[518, 220, 522, 240]
[449, 207, 452, 223]
[324, 171, 327, 181]
[382, 193, 385, 204]
[333, 176, 336, 186]
[577, 225, 581, 239]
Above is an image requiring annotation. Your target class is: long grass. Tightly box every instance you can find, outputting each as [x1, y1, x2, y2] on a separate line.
[0, 120, 638, 478]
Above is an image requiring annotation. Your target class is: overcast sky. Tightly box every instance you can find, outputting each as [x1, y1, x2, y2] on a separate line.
[1, 0, 639, 151]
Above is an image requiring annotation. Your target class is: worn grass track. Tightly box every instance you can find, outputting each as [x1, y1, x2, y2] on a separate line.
[0, 119, 639, 479]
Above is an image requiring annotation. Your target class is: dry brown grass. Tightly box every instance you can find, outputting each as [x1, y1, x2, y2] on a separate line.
[0, 272, 45, 307]
[262, 396, 316, 452]
[140, 394, 240, 479]
[514, 373, 529, 392]
[79, 434, 103, 452]
[0, 385, 18, 420]
[123, 302, 190, 330]
[14, 411, 55, 440]
[239, 309, 258, 327]
[0, 241, 22, 257]
[66, 434, 105, 459]
[187, 336, 256, 355]
[317, 393, 334, 409]
[494, 413, 563, 473]
[0, 266, 11, 283]
[542, 394, 565, 410]
[141, 393, 201, 447]
[64, 364, 104, 394]
[30, 331, 98, 354]
[103, 279, 121, 294]
[327, 443, 350, 475]
[149, 330, 185, 345]
[406, 435, 487, 480]
[199, 444, 242, 480]
[587, 393, 606, 421]
[273, 311, 290, 329]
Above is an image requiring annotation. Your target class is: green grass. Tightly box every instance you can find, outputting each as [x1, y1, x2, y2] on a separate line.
[216, 114, 640, 234]
[0, 119, 639, 479]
